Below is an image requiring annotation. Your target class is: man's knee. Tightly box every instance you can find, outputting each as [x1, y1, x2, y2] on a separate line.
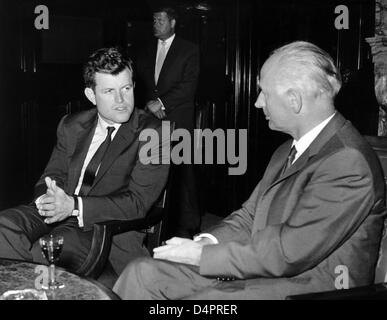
[116, 257, 162, 289]
[0, 210, 21, 233]
[0, 205, 40, 229]
[121, 257, 156, 279]
[113, 257, 158, 299]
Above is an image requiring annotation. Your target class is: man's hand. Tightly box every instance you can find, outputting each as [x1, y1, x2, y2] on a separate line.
[153, 237, 205, 266]
[146, 100, 166, 119]
[36, 177, 74, 224]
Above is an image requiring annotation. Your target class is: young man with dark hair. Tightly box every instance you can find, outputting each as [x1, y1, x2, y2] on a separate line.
[0, 47, 169, 276]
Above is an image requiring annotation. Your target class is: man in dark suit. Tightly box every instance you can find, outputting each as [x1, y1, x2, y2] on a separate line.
[135, 6, 201, 238]
[0, 47, 169, 275]
[113, 41, 386, 299]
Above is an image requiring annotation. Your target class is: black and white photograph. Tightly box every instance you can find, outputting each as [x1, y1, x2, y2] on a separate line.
[0, 0, 386, 306]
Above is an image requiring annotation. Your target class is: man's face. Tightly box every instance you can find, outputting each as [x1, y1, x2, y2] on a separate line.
[255, 58, 293, 134]
[85, 67, 134, 124]
[153, 12, 175, 40]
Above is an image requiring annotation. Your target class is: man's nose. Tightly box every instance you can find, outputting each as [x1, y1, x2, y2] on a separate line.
[115, 91, 124, 103]
[255, 92, 264, 109]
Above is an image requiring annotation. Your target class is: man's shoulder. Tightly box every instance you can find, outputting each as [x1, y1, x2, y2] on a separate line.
[136, 108, 164, 131]
[61, 108, 97, 126]
[173, 36, 198, 52]
[330, 119, 376, 158]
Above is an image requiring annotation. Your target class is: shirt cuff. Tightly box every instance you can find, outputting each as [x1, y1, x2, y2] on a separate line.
[77, 197, 84, 227]
[193, 233, 219, 244]
[157, 98, 165, 110]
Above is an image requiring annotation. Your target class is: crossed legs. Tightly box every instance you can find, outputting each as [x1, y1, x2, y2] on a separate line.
[0, 204, 93, 271]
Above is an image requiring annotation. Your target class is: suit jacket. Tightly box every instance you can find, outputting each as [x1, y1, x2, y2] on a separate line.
[34, 107, 169, 230]
[33, 107, 170, 272]
[200, 113, 386, 299]
[136, 36, 200, 130]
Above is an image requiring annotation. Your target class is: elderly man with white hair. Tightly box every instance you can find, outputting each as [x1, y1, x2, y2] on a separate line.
[113, 41, 386, 300]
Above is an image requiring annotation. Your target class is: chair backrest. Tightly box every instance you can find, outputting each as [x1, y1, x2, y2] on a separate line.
[364, 135, 387, 283]
[141, 182, 171, 254]
[141, 121, 176, 254]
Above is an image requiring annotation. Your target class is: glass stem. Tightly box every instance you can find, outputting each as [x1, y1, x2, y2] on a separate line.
[49, 264, 55, 285]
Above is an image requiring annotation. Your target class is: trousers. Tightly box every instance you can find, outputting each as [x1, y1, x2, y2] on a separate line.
[0, 204, 93, 271]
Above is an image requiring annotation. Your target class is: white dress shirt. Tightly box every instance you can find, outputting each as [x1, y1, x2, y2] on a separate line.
[73, 116, 121, 227]
[194, 112, 336, 244]
[155, 33, 175, 68]
[291, 112, 335, 163]
[155, 33, 175, 110]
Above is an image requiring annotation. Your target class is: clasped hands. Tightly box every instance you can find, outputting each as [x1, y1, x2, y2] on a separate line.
[36, 177, 74, 224]
[146, 99, 166, 120]
[153, 237, 213, 266]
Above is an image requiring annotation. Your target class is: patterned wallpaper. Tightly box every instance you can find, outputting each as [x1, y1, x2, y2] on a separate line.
[366, 0, 387, 135]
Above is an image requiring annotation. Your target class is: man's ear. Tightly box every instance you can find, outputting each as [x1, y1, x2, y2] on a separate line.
[171, 19, 176, 30]
[286, 89, 302, 114]
[84, 87, 96, 105]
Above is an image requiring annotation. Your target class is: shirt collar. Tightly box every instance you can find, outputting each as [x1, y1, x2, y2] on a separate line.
[292, 112, 336, 161]
[97, 114, 121, 136]
[158, 33, 175, 48]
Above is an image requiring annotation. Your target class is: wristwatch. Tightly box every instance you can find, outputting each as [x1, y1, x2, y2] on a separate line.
[71, 196, 79, 217]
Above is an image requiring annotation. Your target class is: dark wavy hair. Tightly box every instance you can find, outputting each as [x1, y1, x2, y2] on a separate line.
[83, 47, 133, 90]
[153, 6, 178, 21]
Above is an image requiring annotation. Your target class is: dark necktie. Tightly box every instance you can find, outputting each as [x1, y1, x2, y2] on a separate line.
[79, 126, 115, 196]
[280, 145, 297, 176]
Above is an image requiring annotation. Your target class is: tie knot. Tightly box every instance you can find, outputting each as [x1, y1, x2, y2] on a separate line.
[107, 126, 115, 137]
[161, 40, 166, 47]
[288, 145, 297, 164]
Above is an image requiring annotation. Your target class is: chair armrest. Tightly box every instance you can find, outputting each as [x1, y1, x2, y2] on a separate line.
[74, 216, 153, 278]
[97, 217, 150, 236]
[286, 282, 387, 300]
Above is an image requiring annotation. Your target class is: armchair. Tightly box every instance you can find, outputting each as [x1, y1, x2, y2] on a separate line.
[73, 185, 171, 280]
[287, 135, 387, 299]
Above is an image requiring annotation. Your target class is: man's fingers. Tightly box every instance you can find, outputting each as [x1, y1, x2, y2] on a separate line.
[156, 110, 164, 119]
[38, 203, 56, 212]
[153, 251, 173, 260]
[45, 177, 52, 188]
[44, 213, 65, 224]
[38, 196, 55, 204]
[153, 244, 174, 252]
[39, 209, 56, 217]
[44, 216, 58, 224]
[46, 188, 55, 196]
[165, 237, 186, 245]
[51, 180, 58, 192]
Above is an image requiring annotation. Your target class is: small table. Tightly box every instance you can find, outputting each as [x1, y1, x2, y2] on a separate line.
[0, 259, 119, 300]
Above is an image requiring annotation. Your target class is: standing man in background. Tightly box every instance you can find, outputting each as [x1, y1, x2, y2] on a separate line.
[135, 6, 201, 238]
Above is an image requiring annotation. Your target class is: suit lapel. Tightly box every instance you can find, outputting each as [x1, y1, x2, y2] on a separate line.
[89, 109, 139, 193]
[253, 113, 347, 230]
[263, 113, 347, 194]
[157, 37, 179, 86]
[149, 41, 158, 86]
[68, 111, 98, 194]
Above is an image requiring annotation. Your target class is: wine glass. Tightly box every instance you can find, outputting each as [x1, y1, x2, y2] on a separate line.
[39, 234, 65, 290]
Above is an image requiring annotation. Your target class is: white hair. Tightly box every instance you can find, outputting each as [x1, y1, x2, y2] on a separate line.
[270, 41, 342, 98]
